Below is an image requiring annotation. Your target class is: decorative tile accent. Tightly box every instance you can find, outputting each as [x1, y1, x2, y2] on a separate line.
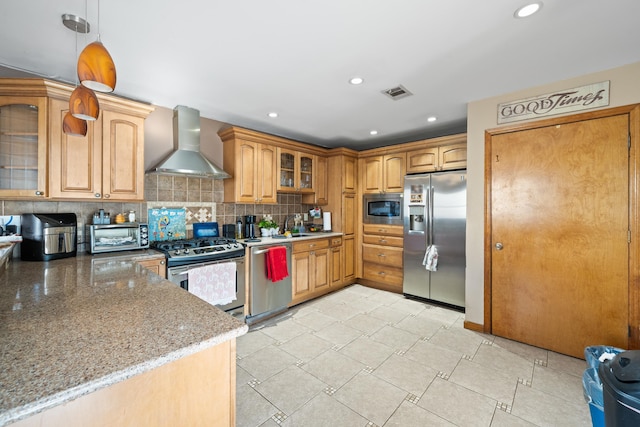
[331, 344, 342, 351]
[248, 378, 261, 388]
[482, 339, 493, 345]
[462, 354, 474, 361]
[324, 386, 337, 396]
[295, 360, 305, 367]
[395, 350, 406, 356]
[405, 393, 420, 404]
[534, 358, 548, 367]
[496, 401, 512, 413]
[436, 371, 450, 380]
[275, 341, 285, 346]
[365, 422, 379, 427]
[422, 336, 430, 341]
[363, 366, 374, 374]
[518, 377, 532, 387]
[271, 411, 288, 424]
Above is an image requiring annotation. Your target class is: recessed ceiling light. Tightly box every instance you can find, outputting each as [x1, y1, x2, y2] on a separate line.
[514, 2, 542, 18]
[349, 77, 364, 85]
[370, 130, 378, 136]
[267, 112, 278, 118]
[427, 116, 437, 123]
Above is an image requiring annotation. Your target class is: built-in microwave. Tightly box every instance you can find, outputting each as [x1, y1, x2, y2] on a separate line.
[363, 193, 403, 225]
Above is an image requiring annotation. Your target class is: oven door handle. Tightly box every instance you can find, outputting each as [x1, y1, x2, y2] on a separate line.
[253, 246, 290, 255]
[170, 259, 244, 276]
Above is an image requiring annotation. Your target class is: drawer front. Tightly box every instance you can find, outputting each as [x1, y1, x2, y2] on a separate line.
[330, 237, 343, 247]
[292, 238, 329, 253]
[362, 261, 403, 285]
[362, 244, 403, 266]
[363, 224, 403, 237]
[362, 234, 403, 248]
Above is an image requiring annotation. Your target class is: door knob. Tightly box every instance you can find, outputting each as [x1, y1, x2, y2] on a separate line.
[495, 242, 503, 250]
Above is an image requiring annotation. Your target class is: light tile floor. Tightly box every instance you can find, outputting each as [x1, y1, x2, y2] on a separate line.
[236, 285, 592, 427]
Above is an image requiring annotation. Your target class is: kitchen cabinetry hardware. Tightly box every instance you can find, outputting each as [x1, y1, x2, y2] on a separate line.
[495, 242, 504, 250]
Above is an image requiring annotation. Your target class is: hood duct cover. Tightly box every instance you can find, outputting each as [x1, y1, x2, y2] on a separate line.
[148, 105, 230, 179]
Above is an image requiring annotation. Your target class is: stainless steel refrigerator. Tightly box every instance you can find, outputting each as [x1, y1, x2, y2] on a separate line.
[403, 171, 466, 309]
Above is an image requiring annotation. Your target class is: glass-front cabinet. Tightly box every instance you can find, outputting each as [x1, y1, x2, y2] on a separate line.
[277, 147, 314, 193]
[0, 97, 47, 198]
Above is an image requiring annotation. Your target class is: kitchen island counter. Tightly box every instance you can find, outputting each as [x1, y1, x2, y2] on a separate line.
[0, 254, 247, 426]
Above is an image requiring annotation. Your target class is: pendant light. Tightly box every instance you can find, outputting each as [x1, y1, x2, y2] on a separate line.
[62, 13, 90, 134]
[77, 0, 116, 92]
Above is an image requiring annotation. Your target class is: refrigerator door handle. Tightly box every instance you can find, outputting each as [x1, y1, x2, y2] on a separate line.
[427, 186, 434, 246]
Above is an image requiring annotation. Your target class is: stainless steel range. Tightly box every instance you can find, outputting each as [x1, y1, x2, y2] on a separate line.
[153, 237, 246, 318]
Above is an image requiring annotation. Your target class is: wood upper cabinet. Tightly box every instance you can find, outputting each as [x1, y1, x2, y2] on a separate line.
[361, 154, 405, 193]
[1, 79, 153, 201]
[343, 155, 357, 192]
[277, 147, 315, 193]
[0, 96, 48, 198]
[222, 139, 277, 204]
[406, 142, 467, 173]
[302, 155, 328, 205]
[49, 99, 147, 200]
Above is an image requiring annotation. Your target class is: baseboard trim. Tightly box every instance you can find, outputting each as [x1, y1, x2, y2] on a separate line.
[464, 320, 485, 333]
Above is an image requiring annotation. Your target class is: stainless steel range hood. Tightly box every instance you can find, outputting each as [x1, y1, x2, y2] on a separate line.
[148, 106, 230, 179]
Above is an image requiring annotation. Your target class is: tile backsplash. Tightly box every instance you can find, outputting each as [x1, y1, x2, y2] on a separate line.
[1, 175, 317, 248]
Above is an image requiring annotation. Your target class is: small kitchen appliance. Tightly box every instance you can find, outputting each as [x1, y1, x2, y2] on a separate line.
[21, 213, 77, 261]
[244, 215, 258, 240]
[88, 223, 149, 254]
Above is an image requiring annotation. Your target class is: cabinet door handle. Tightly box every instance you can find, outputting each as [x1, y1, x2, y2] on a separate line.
[310, 251, 315, 255]
[95, 193, 101, 198]
[104, 194, 110, 199]
[160, 260, 165, 265]
[35, 190, 44, 196]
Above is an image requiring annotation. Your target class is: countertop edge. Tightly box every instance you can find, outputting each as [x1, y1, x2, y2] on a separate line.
[0, 323, 248, 426]
[242, 232, 344, 247]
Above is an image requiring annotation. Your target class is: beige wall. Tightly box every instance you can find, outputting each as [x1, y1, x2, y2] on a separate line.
[465, 61, 640, 325]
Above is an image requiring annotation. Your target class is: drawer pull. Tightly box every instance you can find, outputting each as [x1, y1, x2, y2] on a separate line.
[378, 253, 386, 257]
[379, 239, 387, 244]
[378, 271, 386, 276]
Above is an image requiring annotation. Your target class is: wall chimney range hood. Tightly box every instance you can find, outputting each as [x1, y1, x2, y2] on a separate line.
[148, 105, 230, 179]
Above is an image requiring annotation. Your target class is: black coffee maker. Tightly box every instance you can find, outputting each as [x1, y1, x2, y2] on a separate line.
[244, 215, 257, 239]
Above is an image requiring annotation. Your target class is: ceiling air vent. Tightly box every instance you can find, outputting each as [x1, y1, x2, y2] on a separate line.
[382, 84, 413, 100]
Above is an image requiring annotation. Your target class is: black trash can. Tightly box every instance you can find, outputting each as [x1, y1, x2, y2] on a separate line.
[599, 350, 640, 426]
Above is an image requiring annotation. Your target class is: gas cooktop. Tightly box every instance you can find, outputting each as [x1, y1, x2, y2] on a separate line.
[152, 237, 245, 267]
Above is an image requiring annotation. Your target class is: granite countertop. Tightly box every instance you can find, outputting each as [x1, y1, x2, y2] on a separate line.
[0, 252, 248, 426]
[240, 231, 343, 247]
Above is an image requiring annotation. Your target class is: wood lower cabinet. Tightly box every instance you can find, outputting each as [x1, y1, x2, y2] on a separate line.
[342, 235, 356, 283]
[10, 340, 237, 427]
[360, 224, 403, 292]
[291, 238, 330, 305]
[133, 254, 167, 278]
[222, 138, 277, 204]
[329, 236, 343, 287]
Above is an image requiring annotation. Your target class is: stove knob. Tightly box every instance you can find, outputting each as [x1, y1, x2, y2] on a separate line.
[184, 248, 190, 254]
[173, 249, 181, 256]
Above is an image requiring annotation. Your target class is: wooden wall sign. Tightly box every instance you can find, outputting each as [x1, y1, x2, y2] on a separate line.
[497, 81, 610, 124]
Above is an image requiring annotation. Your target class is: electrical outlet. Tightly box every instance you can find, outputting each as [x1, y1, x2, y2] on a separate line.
[303, 213, 308, 221]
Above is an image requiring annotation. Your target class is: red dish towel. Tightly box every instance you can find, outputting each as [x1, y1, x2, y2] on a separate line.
[266, 246, 289, 283]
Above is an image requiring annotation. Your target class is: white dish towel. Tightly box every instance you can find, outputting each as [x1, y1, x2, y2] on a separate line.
[423, 245, 438, 271]
[187, 262, 237, 306]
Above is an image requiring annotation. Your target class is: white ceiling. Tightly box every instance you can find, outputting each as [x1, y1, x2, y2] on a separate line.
[1, 0, 639, 150]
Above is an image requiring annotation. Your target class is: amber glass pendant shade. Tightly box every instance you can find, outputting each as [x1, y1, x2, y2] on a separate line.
[77, 41, 117, 93]
[63, 112, 88, 136]
[69, 85, 100, 120]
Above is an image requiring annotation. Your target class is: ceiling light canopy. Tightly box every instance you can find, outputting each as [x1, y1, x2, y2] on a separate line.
[369, 130, 378, 136]
[514, 2, 543, 18]
[349, 77, 364, 85]
[268, 112, 278, 118]
[427, 116, 437, 122]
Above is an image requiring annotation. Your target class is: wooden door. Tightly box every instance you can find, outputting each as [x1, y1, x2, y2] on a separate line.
[312, 248, 330, 291]
[330, 246, 342, 287]
[257, 144, 277, 204]
[292, 251, 310, 300]
[383, 154, 405, 192]
[361, 157, 383, 193]
[49, 98, 101, 199]
[489, 114, 629, 358]
[102, 110, 145, 200]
